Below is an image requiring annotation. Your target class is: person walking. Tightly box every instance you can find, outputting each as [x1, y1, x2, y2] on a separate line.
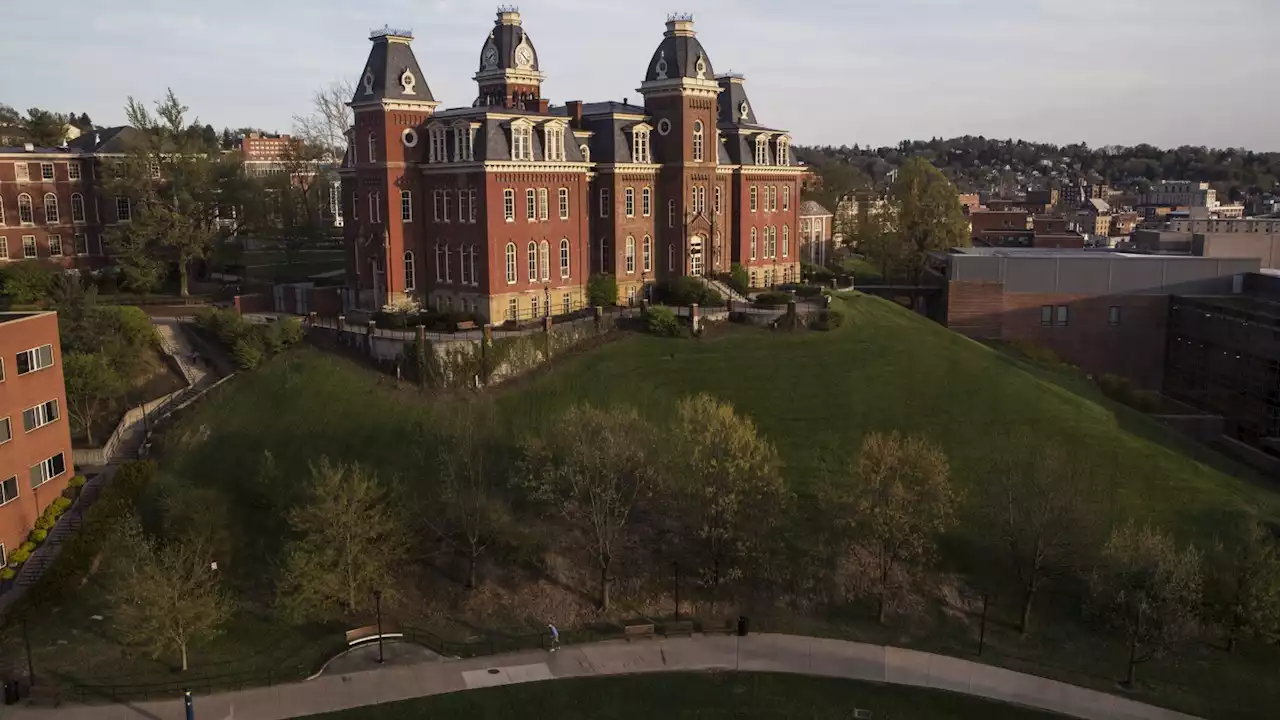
[547, 623, 560, 653]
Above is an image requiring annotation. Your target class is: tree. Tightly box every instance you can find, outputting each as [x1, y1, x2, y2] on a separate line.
[77, 112, 93, 130]
[107, 516, 231, 672]
[845, 431, 957, 624]
[668, 393, 786, 596]
[247, 140, 334, 268]
[0, 261, 55, 304]
[1204, 517, 1280, 652]
[587, 273, 618, 307]
[979, 447, 1097, 635]
[62, 352, 125, 446]
[277, 457, 407, 622]
[22, 108, 65, 146]
[521, 403, 659, 610]
[888, 157, 970, 282]
[292, 80, 355, 164]
[426, 402, 509, 591]
[105, 89, 251, 296]
[854, 204, 902, 282]
[0, 104, 21, 125]
[1089, 522, 1202, 686]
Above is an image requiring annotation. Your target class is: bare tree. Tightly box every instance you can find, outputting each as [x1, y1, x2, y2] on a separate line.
[292, 80, 354, 164]
[979, 447, 1098, 635]
[520, 403, 659, 610]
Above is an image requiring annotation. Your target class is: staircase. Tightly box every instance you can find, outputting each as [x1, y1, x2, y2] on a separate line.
[13, 476, 104, 589]
[696, 275, 749, 303]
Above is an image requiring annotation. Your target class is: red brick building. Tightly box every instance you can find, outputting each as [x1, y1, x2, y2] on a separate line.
[0, 312, 73, 560]
[0, 128, 142, 268]
[340, 11, 807, 318]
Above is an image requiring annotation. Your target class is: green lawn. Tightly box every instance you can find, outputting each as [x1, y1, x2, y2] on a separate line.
[310, 673, 1062, 720]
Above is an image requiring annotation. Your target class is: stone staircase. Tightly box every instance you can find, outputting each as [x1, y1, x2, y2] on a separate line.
[695, 275, 749, 303]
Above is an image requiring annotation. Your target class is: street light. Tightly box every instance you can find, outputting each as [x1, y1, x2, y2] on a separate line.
[373, 589, 384, 664]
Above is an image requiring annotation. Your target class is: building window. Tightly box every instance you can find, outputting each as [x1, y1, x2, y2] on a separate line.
[401, 190, 413, 222]
[526, 188, 537, 221]
[633, 128, 651, 163]
[560, 239, 571, 279]
[0, 198, 4, 225]
[580, 144, 590, 162]
[527, 242, 538, 282]
[457, 188, 469, 223]
[506, 242, 517, 283]
[0, 475, 16, 507]
[1040, 305, 1053, 326]
[715, 186, 722, 215]
[469, 189, 478, 223]
[507, 297, 518, 320]
[692, 121, 704, 162]
[15, 163, 29, 181]
[642, 187, 651, 217]
[29, 452, 66, 490]
[750, 186, 758, 213]
[48, 235, 62, 257]
[41, 193, 58, 223]
[563, 293, 571, 315]
[435, 244, 443, 282]
[625, 188, 635, 218]
[531, 295, 540, 318]
[750, 228, 758, 260]
[642, 235, 652, 272]
[559, 188, 570, 219]
[1108, 306, 1122, 326]
[22, 236, 36, 259]
[504, 189, 515, 221]
[783, 186, 790, 211]
[71, 193, 85, 223]
[778, 138, 790, 166]
[115, 196, 131, 223]
[600, 188, 611, 218]
[444, 246, 452, 283]
[668, 244, 675, 272]
[18, 194, 34, 224]
[0, 417, 9, 445]
[512, 124, 533, 161]
[538, 188, 549, 221]
[369, 191, 380, 223]
[0, 237, 8, 258]
[432, 191, 443, 222]
[428, 128, 447, 163]
[782, 226, 789, 257]
[1056, 305, 1069, 326]
[539, 240, 550, 282]
[755, 136, 769, 165]
[771, 186, 778, 212]
[544, 125, 565, 161]
[41, 163, 54, 181]
[668, 199, 675, 229]
[600, 238, 610, 273]
[22, 398, 59, 432]
[367, 133, 377, 163]
[469, 245, 478, 286]
[404, 252, 416, 291]
[625, 236, 636, 274]
[459, 244, 470, 285]
[68, 162, 81, 181]
[443, 191, 454, 222]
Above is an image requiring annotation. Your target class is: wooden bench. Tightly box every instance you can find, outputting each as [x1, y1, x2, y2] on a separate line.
[660, 620, 694, 638]
[702, 618, 736, 635]
[345, 625, 404, 648]
[455, 320, 477, 331]
[623, 623, 655, 642]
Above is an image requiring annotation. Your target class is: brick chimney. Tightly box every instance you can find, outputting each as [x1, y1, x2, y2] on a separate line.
[566, 100, 583, 129]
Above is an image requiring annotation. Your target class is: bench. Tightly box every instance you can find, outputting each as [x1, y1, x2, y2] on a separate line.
[455, 320, 477, 331]
[345, 625, 404, 648]
[623, 623, 655, 642]
[660, 620, 694, 638]
[702, 618, 736, 635]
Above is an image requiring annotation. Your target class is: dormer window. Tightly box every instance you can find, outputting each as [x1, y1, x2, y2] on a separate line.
[755, 135, 770, 165]
[632, 126, 651, 164]
[452, 125, 470, 162]
[428, 127, 448, 163]
[777, 137, 790, 166]
[511, 122, 533, 161]
[544, 124, 565, 162]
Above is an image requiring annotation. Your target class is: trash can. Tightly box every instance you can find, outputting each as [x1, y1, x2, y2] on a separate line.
[737, 616, 749, 637]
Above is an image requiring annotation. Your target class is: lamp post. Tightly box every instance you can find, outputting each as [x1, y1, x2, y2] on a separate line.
[184, 689, 194, 720]
[373, 589, 384, 664]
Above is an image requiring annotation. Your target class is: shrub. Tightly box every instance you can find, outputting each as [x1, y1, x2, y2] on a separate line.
[256, 323, 285, 356]
[8, 546, 31, 567]
[30, 529, 47, 544]
[50, 496, 72, 514]
[804, 263, 835, 283]
[0, 568, 15, 581]
[34, 514, 56, 531]
[795, 284, 824, 299]
[68, 475, 87, 489]
[233, 338, 264, 370]
[1097, 373, 1161, 413]
[587, 273, 618, 307]
[658, 277, 723, 306]
[646, 306, 683, 337]
[754, 291, 793, 308]
[277, 317, 304, 346]
[1010, 339, 1063, 366]
[0, 261, 56, 305]
[812, 309, 845, 331]
[725, 264, 749, 296]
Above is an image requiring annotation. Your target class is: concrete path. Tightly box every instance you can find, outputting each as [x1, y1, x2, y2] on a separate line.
[0, 633, 1200, 720]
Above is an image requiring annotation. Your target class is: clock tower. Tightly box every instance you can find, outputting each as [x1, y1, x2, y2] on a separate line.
[474, 7, 546, 111]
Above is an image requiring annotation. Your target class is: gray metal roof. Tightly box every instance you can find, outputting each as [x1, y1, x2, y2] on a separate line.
[644, 23, 715, 82]
[351, 34, 436, 105]
[477, 11, 540, 74]
[799, 200, 832, 217]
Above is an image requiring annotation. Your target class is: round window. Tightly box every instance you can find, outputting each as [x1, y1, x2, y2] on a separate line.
[402, 128, 419, 148]
[656, 118, 672, 136]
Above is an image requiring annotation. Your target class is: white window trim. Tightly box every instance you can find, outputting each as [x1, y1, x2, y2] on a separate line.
[526, 188, 537, 222]
[600, 188, 611, 218]
[642, 187, 651, 217]
[404, 251, 416, 291]
[0, 475, 15, 509]
[560, 239, 571, 279]
[17, 344, 54, 376]
[401, 190, 413, 223]
[625, 187, 635, 218]
[538, 188, 549, 221]
[30, 452, 66, 490]
[527, 241, 538, 282]
[559, 188, 570, 220]
[0, 416, 11, 446]
[23, 398, 59, 433]
[506, 242, 517, 284]
[18, 194, 34, 225]
[22, 236, 37, 259]
[504, 189, 515, 222]
[625, 236, 636, 274]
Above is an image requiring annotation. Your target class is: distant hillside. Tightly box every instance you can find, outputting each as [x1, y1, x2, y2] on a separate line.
[796, 137, 1280, 205]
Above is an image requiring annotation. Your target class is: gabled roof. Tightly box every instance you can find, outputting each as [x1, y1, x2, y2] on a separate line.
[799, 200, 832, 217]
[66, 126, 142, 154]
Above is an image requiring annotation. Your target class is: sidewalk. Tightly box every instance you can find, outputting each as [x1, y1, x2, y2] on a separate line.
[1, 633, 1200, 720]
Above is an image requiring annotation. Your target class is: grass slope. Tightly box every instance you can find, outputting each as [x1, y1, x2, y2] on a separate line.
[311, 673, 1062, 720]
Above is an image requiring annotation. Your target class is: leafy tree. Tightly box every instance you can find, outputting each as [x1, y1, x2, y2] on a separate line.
[845, 431, 957, 624]
[426, 402, 509, 591]
[277, 457, 407, 622]
[105, 89, 252, 296]
[77, 112, 93, 130]
[978, 447, 1099, 635]
[587, 273, 617, 307]
[888, 158, 969, 282]
[0, 261, 55, 304]
[1204, 518, 1280, 652]
[107, 516, 231, 672]
[726, 263, 749, 296]
[0, 104, 21, 125]
[521, 403, 659, 609]
[245, 139, 334, 268]
[23, 108, 65, 146]
[1089, 522, 1203, 686]
[62, 352, 125, 446]
[854, 204, 902, 282]
[668, 393, 786, 595]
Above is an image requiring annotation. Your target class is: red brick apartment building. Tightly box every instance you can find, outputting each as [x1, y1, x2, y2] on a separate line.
[0, 312, 73, 559]
[937, 248, 1259, 388]
[340, 11, 808, 318]
[0, 128, 143, 268]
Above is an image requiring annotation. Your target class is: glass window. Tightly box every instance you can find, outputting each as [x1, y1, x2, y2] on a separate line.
[538, 188, 548, 221]
[1056, 305, 1069, 326]
[642, 187, 651, 217]
[435, 244, 443, 282]
[29, 452, 66, 490]
[22, 236, 35, 258]
[401, 190, 413, 222]
[625, 236, 636, 274]
[0, 417, 10, 444]
[625, 188, 635, 217]
[526, 189, 536, 221]
[41, 163, 54, 180]
[15, 163, 29, 181]
[750, 228, 758, 260]
[17, 345, 54, 375]
[22, 398, 59, 432]
[527, 242, 538, 282]
[43, 194, 58, 223]
[642, 235, 652, 272]
[404, 252, 416, 291]
[0, 475, 17, 506]
[505, 243, 517, 283]
[18, 194, 34, 224]
[507, 297, 518, 320]
[1108, 306, 1122, 326]
[442, 190, 451, 222]
[504, 189, 515, 221]
[750, 186, 757, 213]
[692, 121, 704, 162]
[560, 239, 570, 279]
[559, 188, 570, 219]
[48, 235, 62, 257]
[1040, 306, 1052, 326]
[539, 241, 550, 282]
[600, 188, 610, 218]
[71, 194, 85, 223]
[715, 187, 722, 215]
[469, 246, 478, 286]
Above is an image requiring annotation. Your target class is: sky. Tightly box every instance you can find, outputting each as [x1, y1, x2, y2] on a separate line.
[3, 0, 1278, 151]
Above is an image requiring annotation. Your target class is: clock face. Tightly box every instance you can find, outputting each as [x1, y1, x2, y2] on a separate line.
[482, 45, 498, 69]
[515, 45, 534, 68]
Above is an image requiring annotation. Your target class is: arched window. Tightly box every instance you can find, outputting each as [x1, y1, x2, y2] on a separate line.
[539, 240, 550, 281]
[625, 187, 635, 217]
[692, 120, 704, 162]
[527, 242, 538, 281]
[770, 227, 778, 258]
[503, 188, 515, 221]
[750, 227, 758, 260]
[625, 236, 636, 274]
[560, 239, 570, 279]
[404, 252, 416, 291]
[667, 199, 676, 229]
[400, 190, 413, 222]
[782, 186, 790, 211]
[367, 132, 377, 163]
[782, 225, 790, 257]
[642, 187, 651, 217]
[18, 194, 34, 224]
[505, 242, 517, 284]
[71, 193, 85, 223]
[642, 235, 652, 273]
[714, 186, 721, 215]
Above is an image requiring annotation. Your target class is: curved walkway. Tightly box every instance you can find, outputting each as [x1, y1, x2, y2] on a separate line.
[2, 633, 1199, 720]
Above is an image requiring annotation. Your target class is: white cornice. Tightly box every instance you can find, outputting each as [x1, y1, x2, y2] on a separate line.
[637, 78, 722, 99]
[484, 161, 591, 173]
[352, 100, 441, 113]
[596, 163, 661, 173]
[474, 68, 546, 85]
